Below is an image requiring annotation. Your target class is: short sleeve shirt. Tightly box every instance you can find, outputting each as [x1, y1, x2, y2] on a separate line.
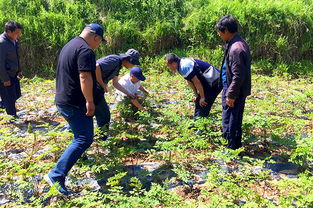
[117, 73, 141, 96]
[178, 58, 213, 87]
[96, 55, 122, 84]
[55, 36, 97, 107]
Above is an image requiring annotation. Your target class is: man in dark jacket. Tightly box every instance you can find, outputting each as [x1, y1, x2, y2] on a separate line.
[0, 21, 23, 117]
[216, 15, 252, 150]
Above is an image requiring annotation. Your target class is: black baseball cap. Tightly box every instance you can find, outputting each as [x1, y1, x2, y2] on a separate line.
[86, 23, 105, 41]
[130, 67, 146, 81]
[120, 49, 140, 65]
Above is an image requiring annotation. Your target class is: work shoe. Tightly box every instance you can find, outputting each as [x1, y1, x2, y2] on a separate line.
[44, 174, 69, 196]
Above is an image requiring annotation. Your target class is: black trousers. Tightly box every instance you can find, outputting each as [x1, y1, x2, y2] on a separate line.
[194, 84, 222, 119]
[0, 76, 21, 116]
[222, 88, 246, 149]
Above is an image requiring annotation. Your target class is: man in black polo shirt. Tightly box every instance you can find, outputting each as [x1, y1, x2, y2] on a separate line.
[44, 23, 104, 195]
[0, 21, 23, 117]
[94, 49, 140, 134]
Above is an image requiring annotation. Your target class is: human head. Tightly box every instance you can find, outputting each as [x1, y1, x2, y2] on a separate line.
[216, 15, 238, 42]
[121, 49, 140, 68]
[165, 53, 180, 72]
[80, 23, 105, 50]
[130, 67, 146, 83]
[4, 20, 23, 41]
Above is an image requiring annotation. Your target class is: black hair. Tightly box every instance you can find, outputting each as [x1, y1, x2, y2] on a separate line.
[216, 15, 238, 33]
[5, 20, 23, 32]
[165, 53, 180, 64]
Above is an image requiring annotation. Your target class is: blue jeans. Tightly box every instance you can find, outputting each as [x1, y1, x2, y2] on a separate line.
[48, 104, 94, 183]
[0, 76, 21, 116]
[94, 95, 110, 128]
[194, 84, 222, 119]
[222, 88, 246, 149]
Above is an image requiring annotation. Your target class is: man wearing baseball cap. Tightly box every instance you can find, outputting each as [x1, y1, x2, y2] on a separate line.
[44, 23, 104, 195]
[94, 49, 141, 136]
[86, 23, 105, 42]
[116, 66, 149, 113]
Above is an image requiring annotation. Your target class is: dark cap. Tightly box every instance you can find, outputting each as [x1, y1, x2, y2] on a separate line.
[85, 23, 105, 41]
[130, 67, 146, 81]
[120, 49, 140, 65]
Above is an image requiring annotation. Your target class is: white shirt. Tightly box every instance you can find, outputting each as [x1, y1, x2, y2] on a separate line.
[117, 73, 141, 97]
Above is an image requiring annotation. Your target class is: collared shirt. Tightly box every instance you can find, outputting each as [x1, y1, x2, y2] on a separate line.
[221, 60, 227, 87]
[178, 58, 216, 88]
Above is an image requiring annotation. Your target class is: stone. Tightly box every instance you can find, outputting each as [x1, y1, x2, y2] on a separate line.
[74, 178, 101, 192]
[33, 147, 53, 160]
[8, 152, 28, 160]
[265, 162, 299, 174]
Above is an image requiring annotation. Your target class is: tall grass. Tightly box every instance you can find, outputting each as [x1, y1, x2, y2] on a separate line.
[0, 0, 312, 77]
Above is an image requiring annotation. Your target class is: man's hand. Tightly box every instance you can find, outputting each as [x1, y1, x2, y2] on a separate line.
[199, 97, 207, 107]
[226, 97, 235, 107]
[17, 72, 23, 79]
[86, 101, 95, 116]
[3, 81, 11, 87]
[192, 95, 198, 103]
[103, 85, 109, 93]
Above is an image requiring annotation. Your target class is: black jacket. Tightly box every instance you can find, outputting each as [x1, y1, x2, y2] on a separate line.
[0, 32, 20, 82]
[220, 34, 251, 99]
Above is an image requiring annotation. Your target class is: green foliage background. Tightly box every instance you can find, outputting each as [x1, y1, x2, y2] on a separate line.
[0, 0, 312, 77]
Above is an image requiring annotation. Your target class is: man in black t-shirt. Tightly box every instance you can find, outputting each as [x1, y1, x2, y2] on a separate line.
[44, 23, 104, 195]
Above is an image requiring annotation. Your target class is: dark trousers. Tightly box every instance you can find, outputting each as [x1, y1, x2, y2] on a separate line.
[0, 76, 21, 116]
[194, 84, 222, 119]
[94, 95, 110, 129]
[222, 88, 246, 149]
[49, 105, 94, 183]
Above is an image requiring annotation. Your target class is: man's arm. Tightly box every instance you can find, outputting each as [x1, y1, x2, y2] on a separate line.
[112, 76, 135, 98]
[80, 71, 95, 116]
[95, 64, 108, 92]
[226, 47, 246, 100]
[139, 85, 149, 94]
[187, 80, 198, 96]
[130, 98, 146, 111]
[190, 76, 207, 107]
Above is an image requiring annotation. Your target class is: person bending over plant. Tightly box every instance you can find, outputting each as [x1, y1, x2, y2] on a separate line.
[115, 67, 149, 118]
[165, 53, 221, 119]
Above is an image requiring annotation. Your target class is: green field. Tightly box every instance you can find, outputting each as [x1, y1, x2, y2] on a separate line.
[0, 69, 312, 207]
[0, 0, 312, 207]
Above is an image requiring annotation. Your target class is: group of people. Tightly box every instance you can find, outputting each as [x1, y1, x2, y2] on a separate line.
[0, 15, 251, 195]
